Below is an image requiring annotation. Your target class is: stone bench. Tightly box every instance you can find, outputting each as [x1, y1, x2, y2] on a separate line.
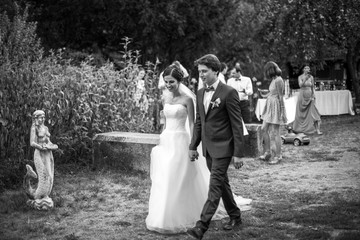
[92, 124, 262, 173]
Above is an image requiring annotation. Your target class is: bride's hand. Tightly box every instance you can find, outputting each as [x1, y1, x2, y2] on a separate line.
[233, 157, 244, 169]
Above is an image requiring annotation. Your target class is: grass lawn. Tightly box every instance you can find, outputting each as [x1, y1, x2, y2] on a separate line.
[1, 115, 360, 240]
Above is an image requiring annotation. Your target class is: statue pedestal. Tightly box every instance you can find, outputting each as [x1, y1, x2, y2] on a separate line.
[27, 196, 54, 210]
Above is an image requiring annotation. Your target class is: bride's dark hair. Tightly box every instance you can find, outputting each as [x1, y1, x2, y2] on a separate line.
[163, 64, 184, 82]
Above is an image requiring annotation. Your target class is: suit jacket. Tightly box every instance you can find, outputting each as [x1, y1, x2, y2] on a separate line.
[189, 81, 245, 158]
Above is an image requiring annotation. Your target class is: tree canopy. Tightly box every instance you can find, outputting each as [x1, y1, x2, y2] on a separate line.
[1, 0, 360, 101]
[256, 0, 360, 100]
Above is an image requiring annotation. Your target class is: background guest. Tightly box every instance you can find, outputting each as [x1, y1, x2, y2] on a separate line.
[259, 61, 287, 165]
[292, 65, 322, 135]
[251, 77, 260, 122]
[227, 63, 253, 123]
[228, 67, 237, 79]
[133, 67, 149, 111]
[218, 62, 228, 83]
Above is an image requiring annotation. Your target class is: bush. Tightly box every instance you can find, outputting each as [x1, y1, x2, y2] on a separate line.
[0, 6, 161, 191]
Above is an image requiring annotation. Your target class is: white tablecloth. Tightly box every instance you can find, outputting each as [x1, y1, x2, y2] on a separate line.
[314, 90, 355, 115]
[255, 96, 298, 124]
[255, 90, 355, 122]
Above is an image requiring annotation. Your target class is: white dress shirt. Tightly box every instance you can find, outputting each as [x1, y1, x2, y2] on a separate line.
[203, 80, 220, 113]
[227, 76, 253, 101]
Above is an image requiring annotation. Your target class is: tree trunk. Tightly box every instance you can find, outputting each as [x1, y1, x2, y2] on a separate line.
[346, 49, 360, 103]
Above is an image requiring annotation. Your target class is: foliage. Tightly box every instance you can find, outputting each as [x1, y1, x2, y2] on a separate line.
[255, 0, 360, 101]
[315, 0, 360, 101]
[0, 7, 160, 191]
[3, 0, 360, 101]
[214, 1, 265, 80]
[20, 0, 238, 71]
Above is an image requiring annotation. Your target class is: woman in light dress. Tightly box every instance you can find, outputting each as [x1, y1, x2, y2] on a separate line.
[292, 65, 322, 135]
[259, 61, 287, 165]
[146, 64, 251, 234]
[133, 67, 149, 111]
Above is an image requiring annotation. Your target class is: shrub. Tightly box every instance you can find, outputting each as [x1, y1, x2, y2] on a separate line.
[0, 6, 161, 191]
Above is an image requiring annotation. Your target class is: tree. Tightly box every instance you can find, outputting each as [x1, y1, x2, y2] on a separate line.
[256, 0, 360, 102]
[213, 0, 269, 79]
[138, 0, 238, 70]
[315, 0, 360, 103]
[21, 0, 238, 72]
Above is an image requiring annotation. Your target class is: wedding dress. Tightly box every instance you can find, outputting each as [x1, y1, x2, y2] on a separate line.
[146, 102, 252, 234]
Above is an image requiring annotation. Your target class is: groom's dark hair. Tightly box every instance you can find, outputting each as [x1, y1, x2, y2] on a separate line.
[195, 54, 221, 72]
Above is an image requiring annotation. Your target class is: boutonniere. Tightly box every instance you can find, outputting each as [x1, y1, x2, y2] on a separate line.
[210, 98, 221, 109]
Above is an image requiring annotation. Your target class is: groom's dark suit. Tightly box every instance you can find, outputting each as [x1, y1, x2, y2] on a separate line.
[189, 80, 245, 232]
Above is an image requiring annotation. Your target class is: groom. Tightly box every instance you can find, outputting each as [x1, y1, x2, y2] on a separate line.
[188, 54, 245, 239]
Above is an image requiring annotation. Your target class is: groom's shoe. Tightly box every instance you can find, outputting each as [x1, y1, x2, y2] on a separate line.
[186, 227, 203, 240]
[223, 218, 242, 230]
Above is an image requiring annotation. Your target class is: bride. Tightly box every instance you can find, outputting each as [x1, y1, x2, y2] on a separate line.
[146, 64, 251, 234]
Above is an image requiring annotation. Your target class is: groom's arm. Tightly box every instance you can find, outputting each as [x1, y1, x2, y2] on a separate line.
[226, 88, 245, 158]
[189, 94, 201, 151]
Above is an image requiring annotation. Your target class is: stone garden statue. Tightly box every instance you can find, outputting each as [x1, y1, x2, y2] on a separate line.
[23, 110, 58, 210]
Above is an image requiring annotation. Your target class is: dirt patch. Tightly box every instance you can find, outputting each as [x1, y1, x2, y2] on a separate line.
[0, 115, 359, 240]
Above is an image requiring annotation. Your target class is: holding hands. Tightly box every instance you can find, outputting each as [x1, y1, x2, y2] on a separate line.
[189, 150, 199, 162]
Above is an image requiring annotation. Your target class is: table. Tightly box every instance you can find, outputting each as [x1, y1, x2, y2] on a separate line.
[255, 90, 355, 122]
[314, 90, 355, 115]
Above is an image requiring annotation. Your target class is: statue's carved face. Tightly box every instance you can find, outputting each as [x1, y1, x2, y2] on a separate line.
[35, 115, 45, 126]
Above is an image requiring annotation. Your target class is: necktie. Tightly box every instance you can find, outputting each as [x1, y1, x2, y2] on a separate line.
[205, 86, 215, 92]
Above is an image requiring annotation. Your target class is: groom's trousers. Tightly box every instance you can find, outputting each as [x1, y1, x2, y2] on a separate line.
[196, 152, 241, 232]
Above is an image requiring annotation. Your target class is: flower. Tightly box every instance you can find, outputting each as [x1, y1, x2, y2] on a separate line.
[210, 98, 221, 109]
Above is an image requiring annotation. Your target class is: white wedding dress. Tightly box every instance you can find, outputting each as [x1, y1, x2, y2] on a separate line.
[146, 103, 252, 234]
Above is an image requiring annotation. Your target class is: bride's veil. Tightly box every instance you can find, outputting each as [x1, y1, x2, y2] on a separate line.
[178, 83, 196, 136]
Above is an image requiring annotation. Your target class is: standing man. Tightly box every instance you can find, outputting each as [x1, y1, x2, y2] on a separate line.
[218, 62, 228, 83]
[227, 64, 253, 123]
[187, 54, 245, 240]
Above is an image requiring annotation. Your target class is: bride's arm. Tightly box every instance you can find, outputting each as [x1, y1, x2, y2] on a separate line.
[160, 95, 166, 131]
[185, 97, 195, 137]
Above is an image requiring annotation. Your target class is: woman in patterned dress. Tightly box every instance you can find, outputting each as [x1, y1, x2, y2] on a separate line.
[259, 61, 287, 164]
[134, 67, 149, 111]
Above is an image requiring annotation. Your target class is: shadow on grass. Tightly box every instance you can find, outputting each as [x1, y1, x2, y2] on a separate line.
[307, 150, 340, 162]
[245, 188, 360, 240]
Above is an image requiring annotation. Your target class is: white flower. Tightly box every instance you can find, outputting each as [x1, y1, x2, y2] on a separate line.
[210, 98, 221, 109]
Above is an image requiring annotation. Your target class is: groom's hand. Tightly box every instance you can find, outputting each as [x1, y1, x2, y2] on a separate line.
[233, 156, 244, 169]
[189, 150, 199, 161]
